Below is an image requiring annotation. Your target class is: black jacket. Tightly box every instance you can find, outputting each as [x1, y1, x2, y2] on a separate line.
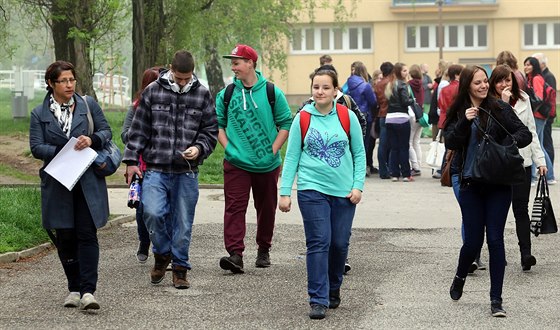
[444, 99, 532, 178]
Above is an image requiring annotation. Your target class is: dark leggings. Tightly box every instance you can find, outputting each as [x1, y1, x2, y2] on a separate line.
[511, 166, 533, 257]
[56, 184, 99, 295]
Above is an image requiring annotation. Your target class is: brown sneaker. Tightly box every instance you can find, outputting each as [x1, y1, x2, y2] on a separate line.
[255, 250, 271, 268]
[172, 265, 190, 289]
[219, 253, 244, 274]
[151, 253, 171, 284]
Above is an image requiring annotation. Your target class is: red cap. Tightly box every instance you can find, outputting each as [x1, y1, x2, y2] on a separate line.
[223, 44, 258, 62]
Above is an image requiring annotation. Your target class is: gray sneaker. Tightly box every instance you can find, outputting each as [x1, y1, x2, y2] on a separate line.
[80, 293, 100, 310]
[63, 292, 80, 308]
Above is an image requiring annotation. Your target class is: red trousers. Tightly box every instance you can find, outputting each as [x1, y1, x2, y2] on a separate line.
[223, 160, 280, 256]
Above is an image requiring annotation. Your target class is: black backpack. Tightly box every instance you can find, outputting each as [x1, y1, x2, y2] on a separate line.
[223, 81, 276, 116]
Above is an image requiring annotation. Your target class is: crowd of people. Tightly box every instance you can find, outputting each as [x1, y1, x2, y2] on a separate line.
[29, 46, 556, 320]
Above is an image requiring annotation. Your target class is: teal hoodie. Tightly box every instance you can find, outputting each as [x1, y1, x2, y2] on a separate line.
[216, 71, 292, 172]
[280, 102, 366, 197]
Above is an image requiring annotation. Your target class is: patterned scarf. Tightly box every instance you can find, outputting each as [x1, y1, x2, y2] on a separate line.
[49, 94, 75, 138]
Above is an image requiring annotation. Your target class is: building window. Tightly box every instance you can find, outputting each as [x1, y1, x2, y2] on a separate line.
[291, 25, 373, 54]
[523, 22, 560, 49]
[405, 23, 488, 52]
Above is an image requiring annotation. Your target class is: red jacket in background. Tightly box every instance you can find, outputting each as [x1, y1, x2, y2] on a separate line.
[437, 80, 459, 129]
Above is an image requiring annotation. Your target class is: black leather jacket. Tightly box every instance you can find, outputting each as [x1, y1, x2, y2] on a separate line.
[444, 99, 532, 178]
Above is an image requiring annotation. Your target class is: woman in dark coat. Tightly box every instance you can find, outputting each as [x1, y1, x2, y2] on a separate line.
[29, 61, 111, 310]
[444, 65, 531, 317]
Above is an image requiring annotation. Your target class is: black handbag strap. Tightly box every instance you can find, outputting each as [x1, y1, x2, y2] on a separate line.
[536, 174, 549, 198]
[472, 106, 518, 145]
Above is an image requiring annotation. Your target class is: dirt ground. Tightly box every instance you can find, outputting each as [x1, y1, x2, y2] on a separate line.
[0, 134, 126, 186]
[0, 134, 41, 184]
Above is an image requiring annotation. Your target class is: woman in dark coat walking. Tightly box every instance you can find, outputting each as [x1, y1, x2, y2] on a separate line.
[29, 61, 111, 310]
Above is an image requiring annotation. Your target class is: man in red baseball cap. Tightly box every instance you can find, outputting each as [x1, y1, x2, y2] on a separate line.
[216, 45, 292, 274]
[223, 44, 258, 65]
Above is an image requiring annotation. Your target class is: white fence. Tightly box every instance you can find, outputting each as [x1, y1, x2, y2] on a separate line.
[0, 69, 130, 106]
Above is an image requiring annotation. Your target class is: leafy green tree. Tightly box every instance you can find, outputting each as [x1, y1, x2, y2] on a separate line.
[17, 0, 129, 99]
[132, 0, 354, 96]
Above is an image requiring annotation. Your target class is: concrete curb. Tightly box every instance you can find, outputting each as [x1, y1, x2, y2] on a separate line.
[0, 214, 135, 264]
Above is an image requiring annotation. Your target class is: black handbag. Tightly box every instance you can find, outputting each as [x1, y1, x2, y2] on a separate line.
[527, 87, 544, 115]
[530, 175, 557, 237]
[407, 85, 424, 121]
[471, 107, 525, 185]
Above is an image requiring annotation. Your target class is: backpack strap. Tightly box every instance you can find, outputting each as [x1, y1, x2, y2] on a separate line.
[300, 110, 311, 149]
[222, 82, 276, 120]
[300, 104, 351, 149]
[266, 81, 275, 111]
[222, 83, 236, 118]
[336, 103, 351, 138]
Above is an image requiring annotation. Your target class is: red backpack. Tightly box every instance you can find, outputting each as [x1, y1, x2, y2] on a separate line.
[299, 103, 351, 147]
[542, 83, 556, 118]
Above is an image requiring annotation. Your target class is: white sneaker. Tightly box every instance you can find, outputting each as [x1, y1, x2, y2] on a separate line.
[63, 292, 80, 308]
[80, 293, 100, 310]
[547, 179, 557, 185]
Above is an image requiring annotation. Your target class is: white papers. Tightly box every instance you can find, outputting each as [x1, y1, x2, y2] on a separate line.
[44, 137, 98, 191]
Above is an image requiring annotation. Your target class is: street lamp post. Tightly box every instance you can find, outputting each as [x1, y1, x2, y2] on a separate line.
[436, 0, 443, 60]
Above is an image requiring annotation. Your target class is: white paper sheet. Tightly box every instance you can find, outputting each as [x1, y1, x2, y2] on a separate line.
[44, 137, 98, 191]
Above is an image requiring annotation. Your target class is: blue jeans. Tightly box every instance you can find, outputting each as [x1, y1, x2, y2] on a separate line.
[534, 118, 554, 181]
[142, 170, 199, 269]
[297, 190, 356, 307]
[452, 174, 481, 260]
[377, 118, 390, 177]
[456, 180, 511, 301]
[386, 121, 411, 178]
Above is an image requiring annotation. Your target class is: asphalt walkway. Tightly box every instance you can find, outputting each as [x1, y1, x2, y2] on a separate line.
[1, 134, 559, 329]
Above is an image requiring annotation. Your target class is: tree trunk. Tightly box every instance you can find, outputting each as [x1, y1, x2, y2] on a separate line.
[204, 45, 225, 97]
[50, 1, 74, 63]
[132, 0, 147, 99]
[132, 0, 165, 99]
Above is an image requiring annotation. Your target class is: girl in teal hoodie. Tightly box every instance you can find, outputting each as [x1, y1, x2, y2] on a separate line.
[279, 69, 366, 320]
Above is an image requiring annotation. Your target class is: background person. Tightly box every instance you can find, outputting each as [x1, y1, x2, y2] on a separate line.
[279, 69, 365, 320]
[489, 64, 547, 271]
[523, 56, 555, 184]
[216, 44, 292, 273]
[29, 60, 111, 310]
[385, 62, 414, 182]
[407, 64, 424, 176]
[374, 62, 394, 179]
[346, 61, 377, 176]
[121, 67, 160, 264]
[532, 52, 556, 174]
[444, 65, 531, 317]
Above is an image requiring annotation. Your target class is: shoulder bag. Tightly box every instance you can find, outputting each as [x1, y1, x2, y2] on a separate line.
[530, 175, 557, 237]
[440, 149, 454, 187]
[471, 107, 525, 185]
[426, 130, 445, 169]
[83, 95, 122, 177]
[407, 85, 424, 122]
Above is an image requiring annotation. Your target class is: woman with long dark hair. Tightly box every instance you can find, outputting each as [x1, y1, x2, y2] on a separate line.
[444, 65, 531, 317]
[489, 65, 547, 271]
[121, 67, 160, 263]
[523, 56, 555, 184]
[385, 62, 414, 181]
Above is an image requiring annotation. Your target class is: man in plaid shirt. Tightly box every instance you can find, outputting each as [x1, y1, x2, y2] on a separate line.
[123, 50, 218, 289]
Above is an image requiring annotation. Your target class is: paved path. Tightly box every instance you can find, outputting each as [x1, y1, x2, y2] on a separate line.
[1, 135, 559, 329]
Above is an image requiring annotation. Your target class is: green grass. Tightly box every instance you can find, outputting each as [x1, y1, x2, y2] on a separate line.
[0, 187, 47, 253]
